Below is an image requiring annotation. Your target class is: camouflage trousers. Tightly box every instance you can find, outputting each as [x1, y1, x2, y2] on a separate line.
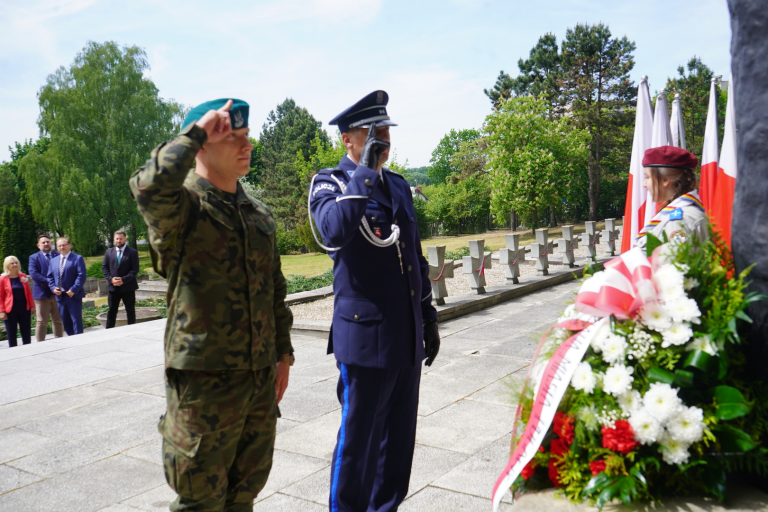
[159, 367, 278, 512]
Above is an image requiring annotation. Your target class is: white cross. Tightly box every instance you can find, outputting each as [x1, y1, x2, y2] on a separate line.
[499, 234, 528, 284]
[462, 239, 492, 294]
[427, 245, 454, 306]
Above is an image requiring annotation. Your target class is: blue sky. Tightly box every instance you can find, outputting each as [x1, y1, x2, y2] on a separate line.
[1, 0, 732, 166]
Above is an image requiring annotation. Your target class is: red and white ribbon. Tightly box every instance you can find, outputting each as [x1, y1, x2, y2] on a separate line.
[432, 264, 446, 282]
[491, 318, 606, 510]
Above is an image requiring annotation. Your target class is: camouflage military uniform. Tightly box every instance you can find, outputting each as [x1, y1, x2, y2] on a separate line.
[130, 123, 294, 511]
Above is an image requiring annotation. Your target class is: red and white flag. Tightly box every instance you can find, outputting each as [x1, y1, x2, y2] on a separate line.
[700, 78, 720, 213]
[621, 77, 654, 253]
[711, 79, 737, 248]
[670, 93, 687, 149]
[646, 90, 674, 219]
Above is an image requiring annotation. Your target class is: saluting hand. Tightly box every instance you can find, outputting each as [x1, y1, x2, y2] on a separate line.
[195, 99, 233, 144]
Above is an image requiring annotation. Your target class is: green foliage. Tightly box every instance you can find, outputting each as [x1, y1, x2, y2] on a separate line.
[0, 192, 40, 271]
[259, 99, 330, 228]
[20, 41, 184, 255]
[428, 128, 480, 185]
[402, 166, 431, 186]
[242, 137, 265, 186]
[443, 245, 491, 261]
[86, 260, 104, 278]
[285, 269, 334, 295]
[484, 96, 589, 230]
[420, 176, 490, 235]
[275, 225, 304, 255]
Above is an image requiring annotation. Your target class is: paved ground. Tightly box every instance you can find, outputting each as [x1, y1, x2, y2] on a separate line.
[2, 280, 765, 511]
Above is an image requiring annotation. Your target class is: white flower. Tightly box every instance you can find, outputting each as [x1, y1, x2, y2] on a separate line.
[603, 364, 634, 396]
[618, 390, 642, 417]
[658, 431, 691, 465]
[577, 405, 599, 432]
[601, 333, 627, 365]
[686, 335, 718, 356]
[664, 297, 702, 324]
[558, 304, 577, 322]
[639, 302, 672, 331]
[590, 322, 612, 352]
[643, 383, 683, 423]
[654, 265, 686, 302]
[666, 406, 706, 443]
[571, 361, 597, 394]
[683, 277, 700, 291]
[629, 408, 662, 445]
[661, 322, 693, 348]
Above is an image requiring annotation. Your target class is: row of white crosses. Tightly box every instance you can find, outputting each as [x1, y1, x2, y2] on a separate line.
[426, 218, 624, 303]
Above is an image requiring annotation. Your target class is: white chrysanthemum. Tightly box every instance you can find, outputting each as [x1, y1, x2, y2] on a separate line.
[603, 364, 634, 396]
[601, 333, 627, 364]
[629, 408, 662, 445]
[643, 383, 683, 423]
[666, 406, 705, 443]
[654, 265, 687, 302]
[686, 335, 718, 356]
[661, 321, 693, 348]
[571, 361, 596, 394]
[658, 431, 691, 465]
[590, 322, 613, 352]
[683, 276, 700, 291]
[664, 297, 702, 324]
[618, 390, 642, 417]
[639, 302, 672, 331]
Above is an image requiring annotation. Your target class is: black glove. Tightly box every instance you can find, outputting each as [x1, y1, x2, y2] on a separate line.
[358, 122, 390, 170]
[423, 319, 440, 367]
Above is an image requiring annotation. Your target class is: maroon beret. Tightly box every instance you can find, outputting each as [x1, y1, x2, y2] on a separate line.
[642, 146, 698, 171]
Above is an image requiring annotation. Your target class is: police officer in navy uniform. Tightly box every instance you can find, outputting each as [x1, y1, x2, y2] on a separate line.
[309, 91, 440, 512]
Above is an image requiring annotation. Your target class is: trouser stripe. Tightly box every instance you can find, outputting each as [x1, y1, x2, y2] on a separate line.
[330, 363, 350, 512]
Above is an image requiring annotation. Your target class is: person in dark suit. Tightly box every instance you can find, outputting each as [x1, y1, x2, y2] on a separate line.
[28, 235, 65, 341]
[101, 229, 140, 329]
[46, 237, 86, 336]
[308, 91, 440, 512]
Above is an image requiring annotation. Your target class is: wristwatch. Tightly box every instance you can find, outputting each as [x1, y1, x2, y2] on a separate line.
[278, 353, 295, 366]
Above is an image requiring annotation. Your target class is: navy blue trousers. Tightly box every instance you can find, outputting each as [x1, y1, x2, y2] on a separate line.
[57, 297, 83, 336]
[329, 362, 421, 512]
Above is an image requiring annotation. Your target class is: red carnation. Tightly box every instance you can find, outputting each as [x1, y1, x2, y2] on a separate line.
[521, 460, 536, 480]
[601, 420, 638, 454]
[548, 459, 563, 487]
[589, 460, 607, 476]
[550, 437, 568, 457]
[553, 412, 575, 445]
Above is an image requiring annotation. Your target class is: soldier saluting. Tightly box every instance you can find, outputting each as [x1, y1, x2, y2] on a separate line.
[130, 99, 294, 511]
[309, 91, 440, 512]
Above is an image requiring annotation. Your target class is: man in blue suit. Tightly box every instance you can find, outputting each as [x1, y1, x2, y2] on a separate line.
[28, 235, 64, 341]
[46, 237, 87, 336]
[309, 91, 440, 512]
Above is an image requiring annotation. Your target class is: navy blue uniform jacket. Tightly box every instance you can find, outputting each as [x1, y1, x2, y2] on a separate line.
[310, 156, 437, 369]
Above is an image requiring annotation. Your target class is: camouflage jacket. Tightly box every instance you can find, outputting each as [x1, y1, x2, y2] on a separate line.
[129, 124, 293, 371]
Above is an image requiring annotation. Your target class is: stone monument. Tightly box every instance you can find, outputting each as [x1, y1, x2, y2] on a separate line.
[427, 245, 454, 306]
[462, 240, 492, 294]
[555, 225, 579, 268]
[601, 218, 619, 256]
[580, 221, 601, 260]
[499, 234, 528, 284]
[529, 229, 550, 276]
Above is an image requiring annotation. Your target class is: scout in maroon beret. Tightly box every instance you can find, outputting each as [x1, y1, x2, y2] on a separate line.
[642, 145, 698, 171]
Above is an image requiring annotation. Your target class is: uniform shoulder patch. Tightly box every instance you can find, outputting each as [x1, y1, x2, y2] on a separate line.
[312, 182, 337, 196]
[669, 208, 684, 221]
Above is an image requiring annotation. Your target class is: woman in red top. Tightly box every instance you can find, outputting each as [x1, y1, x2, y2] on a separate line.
[0, 255, 35, 347]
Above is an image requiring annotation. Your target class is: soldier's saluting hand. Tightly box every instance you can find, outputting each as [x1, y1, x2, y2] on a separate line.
[131, 97, 294, 512]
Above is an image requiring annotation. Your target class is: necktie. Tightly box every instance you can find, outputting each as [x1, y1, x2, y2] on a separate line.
[59, 255, 65, 284]
[46, 253, 50, 261]
[117, 249, 122, 265]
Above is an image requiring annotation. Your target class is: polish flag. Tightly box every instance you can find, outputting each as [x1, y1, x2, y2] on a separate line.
[670, 93, 686, 149]
[699, 78, 720, 212]
[620, 77, 654, 253]
[710, 79, 737, 248]
[646, 90, 674, 218]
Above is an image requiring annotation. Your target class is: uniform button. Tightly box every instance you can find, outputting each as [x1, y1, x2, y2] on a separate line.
[408, 265, 413, 271]
[394, 219, 399, 224]
[411, 290, 415, 296]
[354, 314, 359, 320]
[410, 216, 414, 221]
[364, 179, 372, 186]
[371, 216, 377, 221]
[400, 242, 406, 248]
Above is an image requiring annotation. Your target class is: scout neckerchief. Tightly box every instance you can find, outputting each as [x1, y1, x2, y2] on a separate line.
[635, 190, 704, 244]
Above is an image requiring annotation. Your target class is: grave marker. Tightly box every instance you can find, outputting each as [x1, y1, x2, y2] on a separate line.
[555, 225, 579, 268]
[580, 221, 601, 260]
[499, 234, 528, 284]
[427, 245, 454, 306]
[529, 229, 550, 276]
[602, 218, 619, 256]
[462, 240, 492, 294]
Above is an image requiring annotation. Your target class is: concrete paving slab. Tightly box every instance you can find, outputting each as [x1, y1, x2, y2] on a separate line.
[427, 353, 526, 388]
[96, 504, 140, 512]
[0, 366, 124, 406]
[0, 427, 64, 464]
[417, 373, 489, 417]
[288, 358, 339, 390]
[96, 366, 165, 393]
[275, 410, 339, 461]
[120, 483, 176, 511]
[466, 372, 525, 408]
[252, 492, 327, 511]
[122, 437, 162, 466]
[400, 485, 514, 511]
[416, 400, 514, 455]
[276, 417, 301, 435]
[278, 376, 340, 423]
[408, 444, 471, 498]
[280, 465, 331, 505]
[0, 455, 163, 512]
[255, 449, 328, 502]
[0, 464, 44, 494]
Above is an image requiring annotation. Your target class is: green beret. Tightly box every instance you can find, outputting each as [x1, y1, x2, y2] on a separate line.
[182, 98, 249, 131]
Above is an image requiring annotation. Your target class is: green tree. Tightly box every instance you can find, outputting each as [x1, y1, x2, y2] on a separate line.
[402, 166, 431, 186]
[259, 99, 330, 228]
[428, 128, 481, 185]
[665, 57, 728, 162]
[422, 177, 490, 236]
[485, 34, 564, 117]
[1, 137, 51, 210]
[20, 41, 184, 255]
[560, 23, 636, 221]
[448, 137, 487, 182]
[484, 96, 589, 232]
